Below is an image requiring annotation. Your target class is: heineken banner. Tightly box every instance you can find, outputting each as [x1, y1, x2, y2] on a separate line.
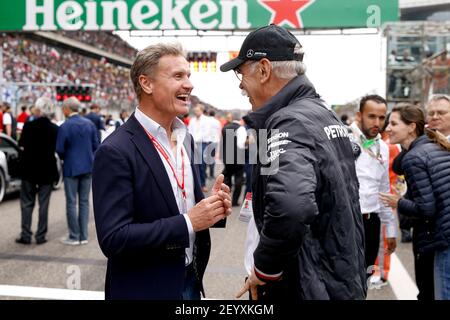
[0, 0, 398, 31]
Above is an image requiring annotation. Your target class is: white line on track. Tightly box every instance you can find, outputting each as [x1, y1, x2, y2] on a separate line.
[0, 285, 104, 300]
[389, 253, 419, 300]
[0, 253, 418, 300]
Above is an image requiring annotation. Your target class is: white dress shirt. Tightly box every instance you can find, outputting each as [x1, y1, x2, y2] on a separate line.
[208, 116, 222, 144]
[188, 114, 212, 143]
[226, 120, 248, 150]
[350, 122, 397, 238]
[135, 107, 196, 265]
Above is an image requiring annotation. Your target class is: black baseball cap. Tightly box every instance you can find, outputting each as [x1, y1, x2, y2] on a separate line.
[220, 24, 303, 72]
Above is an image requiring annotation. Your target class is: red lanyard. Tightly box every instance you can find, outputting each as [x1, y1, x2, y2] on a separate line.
[143, 128, 186, 200]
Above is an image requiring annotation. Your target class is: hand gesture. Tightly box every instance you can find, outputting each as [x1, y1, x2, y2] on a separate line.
[236, 268, 266, 300]
[379, 192, 400, 209]
[211, 174, 232, 216]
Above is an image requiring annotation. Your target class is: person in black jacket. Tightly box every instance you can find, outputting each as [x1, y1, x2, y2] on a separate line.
[221, 111, 247, 206]
[380, 104, 450, 300]
[221, 24, 366, 300]
[15, 97, 59, 245]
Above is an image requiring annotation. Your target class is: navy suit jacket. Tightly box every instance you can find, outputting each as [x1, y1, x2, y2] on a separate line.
[85, 112, 105, 142]
[92, 114, 212, 300]
[56, 114, 99, 177]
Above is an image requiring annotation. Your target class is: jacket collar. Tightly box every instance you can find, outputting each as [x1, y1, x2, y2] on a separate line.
[409, 134, 429, 150]
[243, 74, 320, 130]
[65, 113, 80, 121]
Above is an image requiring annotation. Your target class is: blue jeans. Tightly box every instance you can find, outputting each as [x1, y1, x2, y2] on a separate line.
[434, 246, 450, 300]
[195, 142, 209, 188]
[64, 174, 91, 242]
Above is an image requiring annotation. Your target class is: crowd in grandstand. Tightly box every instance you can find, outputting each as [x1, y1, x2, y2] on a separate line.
[1, 32, 136, 111]
[59, 31, 137, 58]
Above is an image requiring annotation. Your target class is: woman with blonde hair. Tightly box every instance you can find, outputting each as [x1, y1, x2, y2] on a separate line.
[380, 103, 450, 300]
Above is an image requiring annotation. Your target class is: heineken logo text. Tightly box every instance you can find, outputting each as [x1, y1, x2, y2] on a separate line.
[23, 0, 251, 31]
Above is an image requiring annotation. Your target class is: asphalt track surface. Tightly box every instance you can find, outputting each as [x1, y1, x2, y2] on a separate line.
[0, 166, 417, 300]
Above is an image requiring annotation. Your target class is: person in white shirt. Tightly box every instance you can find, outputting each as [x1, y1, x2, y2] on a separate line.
[2, 103, 16, 140]
[426, 94, 450, 141]
[350, 95, 397, 281]
[188, 103, 211, 192]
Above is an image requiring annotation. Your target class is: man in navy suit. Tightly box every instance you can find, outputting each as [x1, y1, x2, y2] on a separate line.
[92, 43, 232, 300]
[84, 103, 105, 143]
[57, 97, 99, 246]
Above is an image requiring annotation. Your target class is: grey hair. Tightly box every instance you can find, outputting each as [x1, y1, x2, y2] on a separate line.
[231, 110, 241, 121]
[130, 42, 185, 100]
[248, 43, 306, 80]
[427, 94, 450, 108]
[34, 97, 54, 116]
[62, 97, 81, 112]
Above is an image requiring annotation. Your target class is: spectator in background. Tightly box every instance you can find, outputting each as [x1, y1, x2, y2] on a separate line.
[242, 116, 256, 196]
[2, 102, 17, 140]
[388, 50, 397, 65]
[221, 111, 246, 207]
[101, 114, 116, 142]
[26, 105, 38, 122]
[380, 104, 450, 300]
[56, 97, 99, 246]
[383, 113, 411, 243]
[369, 112, 405, 287]
[207, 110, 221, 179]
[432, 53, 450, 94]
[224, 112, 232, 126]
[0, 103, 3, 133]
[426, 94, 450, 140]
[115, 109, 129, 129]
[340, 114, 350, 126]
[188, 103, 211, 193]
[183, 113, 190, 126]
[398, 49, 415, 64]
[104, 114, 114, 127]
[85, 103, 105, 143]
[16, 105, 29, 137]
[349, 95, 397, 288]
[15, 97, 59, 245]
